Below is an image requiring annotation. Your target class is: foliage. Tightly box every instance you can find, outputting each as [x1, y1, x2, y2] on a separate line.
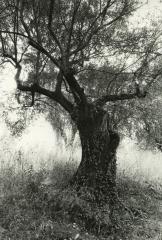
[0, 153, 162, 240]
[77, 62, 162, 148]
[0, 0, 161, 145]
[0, 0, 160, 110]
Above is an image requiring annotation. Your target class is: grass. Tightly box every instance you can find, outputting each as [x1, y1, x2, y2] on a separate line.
[0, 157, 162, 240]
[117, 174, 162, 239]
[0, 164, 99, 240]
[0, 135, 162, 239]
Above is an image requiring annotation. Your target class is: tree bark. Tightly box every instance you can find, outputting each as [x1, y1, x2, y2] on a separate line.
[71, 105, 120, 204]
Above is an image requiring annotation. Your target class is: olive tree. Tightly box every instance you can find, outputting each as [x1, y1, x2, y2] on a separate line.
[0, 0, 162, 204]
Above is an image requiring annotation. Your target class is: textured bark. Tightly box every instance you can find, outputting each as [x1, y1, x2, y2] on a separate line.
[71, 105, 120, 203]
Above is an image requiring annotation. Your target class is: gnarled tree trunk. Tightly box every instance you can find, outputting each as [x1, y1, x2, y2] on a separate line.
[71, 104, 120, 203]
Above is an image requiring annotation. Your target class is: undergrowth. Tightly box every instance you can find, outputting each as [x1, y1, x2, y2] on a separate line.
[0, 161, 162, 240]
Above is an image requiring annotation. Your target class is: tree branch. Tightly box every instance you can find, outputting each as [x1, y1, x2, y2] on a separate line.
[70, 0, 133, 57]
[0, 30, 29, 39]
[0, 30, 60, 68]
[48, 0, 63, 55]
[19, 0, 31, 37]
[95, 69, 162, 107]
[17, 75, 74, 113]
[64, 70, 87, 105]
[28, 39, 60, 68]
[66, 0, 82, 57]
[11, 58, 74, 113]
[94, 86, 147, 107]
[55, 70, 63, 93]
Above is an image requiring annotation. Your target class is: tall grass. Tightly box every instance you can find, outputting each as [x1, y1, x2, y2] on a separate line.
[117, 137, 162, 185]
[1, 118, 162, 184]
[0, 121, 162, 239]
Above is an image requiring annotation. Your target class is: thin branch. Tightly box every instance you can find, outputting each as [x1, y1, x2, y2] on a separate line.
[2, 53, 18, 67]
[0, 31, 60, 68]
[1, 48, 74, 113]
[19, 0, 31, 37]
[0, 30, 29, 39]
[39, 57, 48, 76]
[13, 0, 19, 61]
[28, 39, 60, 67]
[17, 74, 74, 113]
[35, 50, 40, 83]
[70, 0, 134, 57]
[56, 70, 63, 93]
[66, 0, 82, 57]
[0, 32, 6, 53]
[64, 71, 87, 104]
[35, 98, 57, 110]
[19, 44, 30, 63]
[48, 0, 63, 54]
[94, 91, 145, 107]
[94, 71, 162, 107]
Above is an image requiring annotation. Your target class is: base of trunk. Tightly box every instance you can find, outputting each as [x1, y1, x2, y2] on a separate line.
[70, 128, 120, 206]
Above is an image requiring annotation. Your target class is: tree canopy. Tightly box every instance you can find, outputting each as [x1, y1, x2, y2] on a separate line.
[0, 0, 162, 146]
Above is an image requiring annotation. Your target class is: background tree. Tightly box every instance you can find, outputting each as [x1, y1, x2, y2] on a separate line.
[0, 0, 162, 206]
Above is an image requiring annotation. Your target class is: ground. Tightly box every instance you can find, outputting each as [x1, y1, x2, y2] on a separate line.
[0, 162, 162, 240]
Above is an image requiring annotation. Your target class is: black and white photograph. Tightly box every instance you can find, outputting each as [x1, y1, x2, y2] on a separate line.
[0, 0, 162, 239]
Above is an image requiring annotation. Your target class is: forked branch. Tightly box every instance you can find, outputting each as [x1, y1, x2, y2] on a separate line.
[95, 71, 162, 107]
[95, 83, 147, 107]
[16, 65, 74, 112]
[64, 70, 87, 105]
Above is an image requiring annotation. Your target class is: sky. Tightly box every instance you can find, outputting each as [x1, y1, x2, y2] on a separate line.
[0, 1, 162, 171]
[130, 0, 162, 28]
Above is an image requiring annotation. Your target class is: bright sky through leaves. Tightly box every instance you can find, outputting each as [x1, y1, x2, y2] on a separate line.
[0, 0, 162, 159]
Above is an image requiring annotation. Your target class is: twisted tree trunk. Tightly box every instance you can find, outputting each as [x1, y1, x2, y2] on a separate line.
[71, 104, 120, 203]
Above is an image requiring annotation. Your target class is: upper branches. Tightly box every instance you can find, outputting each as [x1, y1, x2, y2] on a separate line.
[67, 0, 137, 62]
[0, 0, 161, 114]
[48, 0, 63, 55]
[15, 63, 74, 113]
[94, 70, 162, 107]
[94, 86, 146, 107]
